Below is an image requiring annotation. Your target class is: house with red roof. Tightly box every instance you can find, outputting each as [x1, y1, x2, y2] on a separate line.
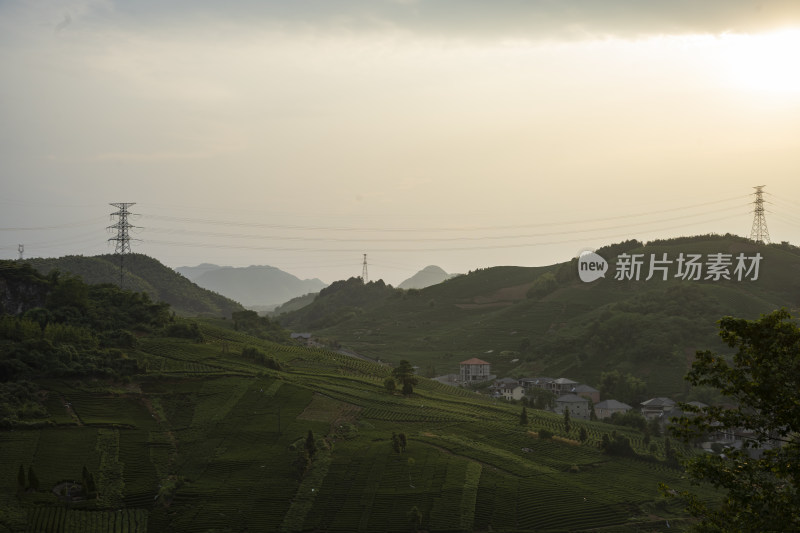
[459, 358, 491, 383]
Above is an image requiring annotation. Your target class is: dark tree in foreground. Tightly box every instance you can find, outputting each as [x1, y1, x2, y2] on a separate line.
[407, 505, 423, 532]
[520, 406, 528, 426]
[17, 464, 25, 494]
[392, 432, 402, 455]
[27, 466, 38, 492]
[392, 360, 419, 395]
[664, 310, 800, 531]
[305, 430, 317, 459]
[563, 407, 571, 434]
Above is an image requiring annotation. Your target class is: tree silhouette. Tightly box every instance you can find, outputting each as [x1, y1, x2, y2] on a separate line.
[17, 464, 25, 494]
[519, 406, 529, 426]
[392, 360, 418, 396]
[407, 505, 423, 532]
[392, 432, 402, 455]
[305, 430, 317, 459]
[27, 466, 39, 492]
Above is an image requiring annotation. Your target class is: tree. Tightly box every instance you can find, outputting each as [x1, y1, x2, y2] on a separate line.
[27, 466, 39, 492]
[598, 370, 646, 405]
[383, 377, 396, 393]
[392, 360, 418, 396]
[665, 310, 800, 531]
[293, 449, 311, 478]
[392, 433, 402, 455]
[407, 505, 423, 532]
[519, 406, 529, 426]
[398, 433, 407, 452]
[17, 464, 25, 493]
[528, 387, 556, 410]
[578, 427, 588, 442]
[663, 437, 675, 462]
[563, 407, 571, 434]
[305, 430, 317, 459]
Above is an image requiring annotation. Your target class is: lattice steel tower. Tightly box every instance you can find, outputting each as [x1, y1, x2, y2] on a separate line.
[361, 253, 369, 284]
[749, 186, 770, 245]
[108, 203, 137, 286]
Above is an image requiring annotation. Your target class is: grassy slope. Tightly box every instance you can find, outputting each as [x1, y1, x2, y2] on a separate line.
[0, 319, 714, 533]
[281, 236, 800, 398]
[25, 254, 244, 318]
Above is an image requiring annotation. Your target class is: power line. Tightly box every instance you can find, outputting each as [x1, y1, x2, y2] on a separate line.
[136, 194, 749, 234]
[136, 202, 749, 244]
[141, 212, 745, 253]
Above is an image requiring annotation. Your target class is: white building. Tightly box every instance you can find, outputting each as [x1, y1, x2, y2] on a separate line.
[459, 358, 491, 382]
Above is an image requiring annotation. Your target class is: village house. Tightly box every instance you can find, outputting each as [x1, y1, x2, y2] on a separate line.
[290, 332, 312, 345]
[594, 399, 632, 420]
[640, 397, 677, 420]
[491, 377, 526, 401]
[459, 358, 491, 383]
[554, 394, 590, 419]
[548, 378, 579, 397]
[519, 377, 555, 390]
[574, 384, 600, 404]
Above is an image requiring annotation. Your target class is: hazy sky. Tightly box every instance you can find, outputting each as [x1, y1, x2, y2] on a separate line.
[2, 1, 800, 285]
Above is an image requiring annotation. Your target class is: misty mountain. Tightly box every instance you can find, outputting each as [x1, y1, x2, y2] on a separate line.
[397, 265, 451, 290]
[176, 264, 327, 307]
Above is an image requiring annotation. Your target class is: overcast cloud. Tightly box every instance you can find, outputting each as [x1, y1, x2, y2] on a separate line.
[2, 1, 800, 284]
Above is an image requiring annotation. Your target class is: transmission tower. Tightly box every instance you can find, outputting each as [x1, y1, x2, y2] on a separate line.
[108, 203, 137, 286]
[361, 253, 369, 284]
[17, 244, 23, 261]
[749, 186, 770, 245]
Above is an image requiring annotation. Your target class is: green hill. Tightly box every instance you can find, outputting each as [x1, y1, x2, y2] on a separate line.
[24, 254, 244, 318]
[279, 235, 800, 399]
[0, 263, 715, 531]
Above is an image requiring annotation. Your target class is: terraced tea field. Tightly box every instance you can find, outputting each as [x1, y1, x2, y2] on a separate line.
[0, 321, 714, 532]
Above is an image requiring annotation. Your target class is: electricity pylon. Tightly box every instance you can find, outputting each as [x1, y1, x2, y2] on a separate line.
[749, 186, 770, 245]
[108, 203, 137, 286]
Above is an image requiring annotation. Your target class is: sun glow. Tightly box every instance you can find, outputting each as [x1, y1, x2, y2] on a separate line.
[720, 29, 800, 93]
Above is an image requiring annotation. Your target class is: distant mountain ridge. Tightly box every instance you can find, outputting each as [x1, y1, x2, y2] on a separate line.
[176, 264, 327, 307]
[398, 265, 452, 289]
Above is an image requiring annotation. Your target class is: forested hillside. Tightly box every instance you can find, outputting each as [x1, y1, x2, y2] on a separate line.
[24, 254, 243, 317]
[280, 235, 800, 399]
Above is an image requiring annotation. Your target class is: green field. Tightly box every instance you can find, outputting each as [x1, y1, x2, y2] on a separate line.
[0, 319, 716, 533]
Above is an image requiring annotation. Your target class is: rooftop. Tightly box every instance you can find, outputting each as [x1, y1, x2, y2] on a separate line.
[460, 358, 490, 365]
